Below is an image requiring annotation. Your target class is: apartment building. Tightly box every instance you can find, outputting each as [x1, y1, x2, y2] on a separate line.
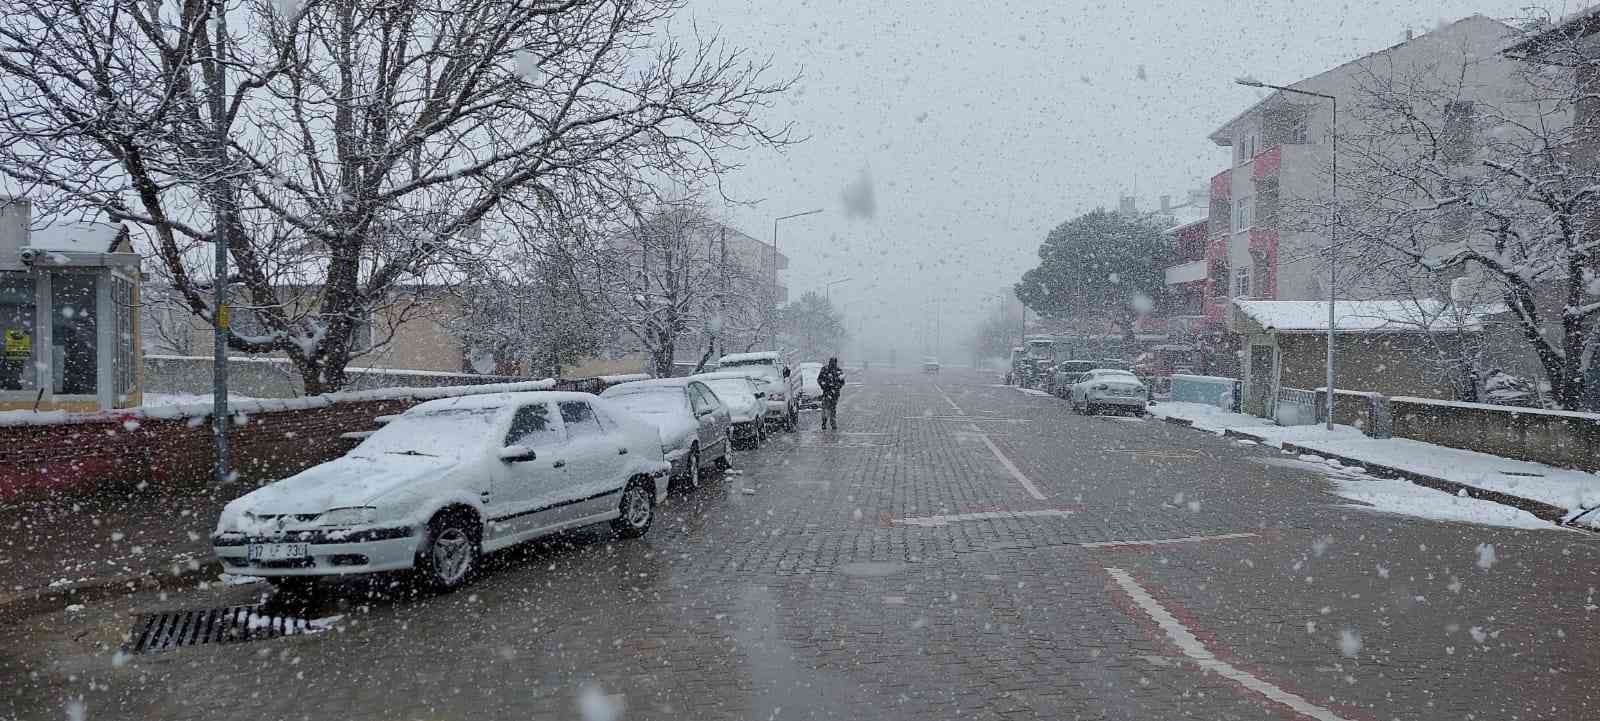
[1206, 15, 1521, 309]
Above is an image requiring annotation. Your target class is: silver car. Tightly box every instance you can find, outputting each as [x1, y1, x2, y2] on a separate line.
[1068, 369, 1149, 416]
[601, 378, 733, 487]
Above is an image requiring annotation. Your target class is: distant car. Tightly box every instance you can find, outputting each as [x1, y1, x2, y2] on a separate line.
[691, 372, 770, 449]
[796, 362, 824, 410]
[1068, 369, 1149, 416]
[922, 357, 941, 374]
[718, 351, 801, 431]
[211, 392, 670, 593]
[601, 378, 733, 486]
[1053, 360, 1098, 397]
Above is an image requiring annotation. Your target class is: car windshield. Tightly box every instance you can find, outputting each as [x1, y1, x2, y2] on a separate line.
[604, 388, 687, 417]
[353, 406, 500, 458]
[25, 4, 1600, 718]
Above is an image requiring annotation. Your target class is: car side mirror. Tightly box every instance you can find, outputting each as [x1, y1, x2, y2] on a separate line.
[498, 444, 537, 463]
[754, 391, 766, 399]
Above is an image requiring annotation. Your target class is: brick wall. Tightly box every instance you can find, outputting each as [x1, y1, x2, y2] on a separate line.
[0, 378, 625, 501]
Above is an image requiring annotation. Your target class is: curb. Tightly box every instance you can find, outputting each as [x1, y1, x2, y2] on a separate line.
[0, 559, 223, 620]
[1156, 415, 1582, 528]
[1276, 441, 1573, 524]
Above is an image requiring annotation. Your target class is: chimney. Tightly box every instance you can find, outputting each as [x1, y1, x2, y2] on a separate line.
[0, 197, 32, 269]
[1160, 195, 1172, 212]
[1118, 195, 1137, 215]
[1404, 27, 1413, 41]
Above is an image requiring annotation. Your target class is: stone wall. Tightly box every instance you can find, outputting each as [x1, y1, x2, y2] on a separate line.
[1314, 389, 1391, 437]
[1389, 397, 1600, 472]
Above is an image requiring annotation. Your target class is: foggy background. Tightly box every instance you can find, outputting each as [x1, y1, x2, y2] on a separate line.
[686, 0, 1576, 365]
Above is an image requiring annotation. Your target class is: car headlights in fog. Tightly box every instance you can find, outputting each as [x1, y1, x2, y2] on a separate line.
[319, 507, 376, 527]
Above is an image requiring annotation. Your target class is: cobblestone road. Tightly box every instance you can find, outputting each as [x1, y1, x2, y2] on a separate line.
[4, 369, 1599, 720]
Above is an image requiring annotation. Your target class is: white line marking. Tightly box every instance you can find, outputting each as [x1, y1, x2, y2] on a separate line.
[1079, 533, 1258, 549]
[1105, 567, 1353, 721]
[980, 434, 1048, 500]
[932, 385, 964, 414]
[892, 509, 1075, 527]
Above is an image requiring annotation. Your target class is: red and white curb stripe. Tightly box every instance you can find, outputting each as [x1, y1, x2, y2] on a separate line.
[1105, 567, 1354, 721]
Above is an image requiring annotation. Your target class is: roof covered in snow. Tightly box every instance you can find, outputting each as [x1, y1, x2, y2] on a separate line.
[1232, 299, 1483, 334]
[1161, 205, 1209, 234]
[26, 222, 127, 253]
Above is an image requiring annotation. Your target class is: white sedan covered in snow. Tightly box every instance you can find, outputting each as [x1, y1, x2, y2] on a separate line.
[211, 392, 670, 592]
[692, 371, 769, 449]
[600, 378, 732, 487]
[1067, 369, 1150, 416]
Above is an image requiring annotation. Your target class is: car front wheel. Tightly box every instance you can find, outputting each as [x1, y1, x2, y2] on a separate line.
[417, 510, 480, 592]
[611, 478, 655, 538]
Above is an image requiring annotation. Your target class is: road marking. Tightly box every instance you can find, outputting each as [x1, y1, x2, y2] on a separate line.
[1105, 568, 1354, 721]
[980, 434, 1048, 500]
[904, 416, 1029, 422]
[932, 385, 964, 414]
[892, 509, 1075, 527]
[1079, 532, 1257, 549]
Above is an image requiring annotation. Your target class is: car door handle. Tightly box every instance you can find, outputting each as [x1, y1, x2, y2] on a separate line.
[552, 460, 567, 468]
[617, 448, 629, 455]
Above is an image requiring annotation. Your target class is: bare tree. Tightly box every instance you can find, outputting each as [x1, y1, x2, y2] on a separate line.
[594, 202, 762, 377]
[1329, 30, 1600, 410]
[778, 291, 847, 360]
[0, 0, 793, 393]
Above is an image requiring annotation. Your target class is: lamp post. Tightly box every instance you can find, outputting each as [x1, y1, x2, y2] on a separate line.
[1236, 77, 1338, 430]
[824, 276, 851, 303]
[771, 209, 822, 346]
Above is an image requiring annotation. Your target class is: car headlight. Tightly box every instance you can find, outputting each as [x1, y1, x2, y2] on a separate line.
[319, 507, 376, 527]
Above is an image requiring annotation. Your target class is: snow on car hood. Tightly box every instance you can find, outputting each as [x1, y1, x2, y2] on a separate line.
[230, 454, 454, 515]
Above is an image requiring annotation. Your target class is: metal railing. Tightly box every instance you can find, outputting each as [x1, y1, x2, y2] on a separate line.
[1274, 387, 1319, 426]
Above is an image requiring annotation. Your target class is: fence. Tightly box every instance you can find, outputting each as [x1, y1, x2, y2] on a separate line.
[145, 355, 528, 398]
[1273, 387, 1319, 426]
[1170, 374, 1239, 411]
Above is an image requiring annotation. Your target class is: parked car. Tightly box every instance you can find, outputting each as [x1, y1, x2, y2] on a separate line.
[211, 392, 670, 592]
[718, 351, 801, 430]
[692, 371, 769, 449]
[922, 356, 941, 374]
[1053, 360, 1098, 398]
[601, 378, 733, 485]
[796, 361, 824, 410]
[1068, 369, 1150, 416]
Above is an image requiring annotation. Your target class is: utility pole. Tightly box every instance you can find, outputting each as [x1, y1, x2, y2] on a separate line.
[209, 0, 232, 483]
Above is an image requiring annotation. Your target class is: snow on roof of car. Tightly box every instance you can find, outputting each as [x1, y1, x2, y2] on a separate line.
[718, 351, 780, 364]
[407, 390, 596, 413]
[601, 378, 692, 393]
[691, 371, 761, 382]
[1232, 299, 1482, 333]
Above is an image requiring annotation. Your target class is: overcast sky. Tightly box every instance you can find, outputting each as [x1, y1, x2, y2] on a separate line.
[685, 0, 1579, 364]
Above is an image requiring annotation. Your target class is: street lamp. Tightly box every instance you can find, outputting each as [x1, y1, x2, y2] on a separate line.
[1236, 76, 1338, 431]
[824, 276, 851, 302]
[771, 209, 822, 345]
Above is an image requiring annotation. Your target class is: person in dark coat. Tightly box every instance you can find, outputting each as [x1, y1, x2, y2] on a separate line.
[818, 357, 846, 430]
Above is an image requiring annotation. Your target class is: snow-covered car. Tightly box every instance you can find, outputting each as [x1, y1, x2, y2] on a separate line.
[718, 351, 801, 430]
[1068, 369, 1149, 416]
[1052, 360, 1097, 398]
[796, 362, 824, 410]
[692, 371, 769, 449]
[922, 357, 941, 374]
[211, 392, 670, 592]
[601, 378, 733, 485]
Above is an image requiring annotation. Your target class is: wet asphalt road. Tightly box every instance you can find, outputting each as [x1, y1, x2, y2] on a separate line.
[4, 368, 1600, 721]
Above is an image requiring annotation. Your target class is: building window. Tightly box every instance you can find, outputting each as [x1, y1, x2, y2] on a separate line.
[0, 272, 39, 391]
[112, 276, 136, 402]
[1442, 101, 1476, 165]
[1233, 268, 1252, 298]
[1234, 197, 1252, 231]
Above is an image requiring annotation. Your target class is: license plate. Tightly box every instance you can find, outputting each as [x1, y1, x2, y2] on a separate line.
[247, 543, 309, 561]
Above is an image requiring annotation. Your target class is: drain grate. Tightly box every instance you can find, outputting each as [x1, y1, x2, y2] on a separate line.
[127, 605, 319, 654]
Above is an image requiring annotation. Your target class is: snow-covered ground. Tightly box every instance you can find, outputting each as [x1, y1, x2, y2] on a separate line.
[142, 393, 262, 407]
[1155, 400, 1600, 529]
[1252, 456, 1562, 531]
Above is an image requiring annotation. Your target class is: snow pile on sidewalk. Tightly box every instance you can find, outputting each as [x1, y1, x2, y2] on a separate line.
[1289, 435, 1600, 528]
[1148, 401, 1274, 433]
[1328, 475, 1561, 531]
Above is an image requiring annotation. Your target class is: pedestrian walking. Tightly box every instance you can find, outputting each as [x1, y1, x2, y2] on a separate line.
[818, 357, 846, 430]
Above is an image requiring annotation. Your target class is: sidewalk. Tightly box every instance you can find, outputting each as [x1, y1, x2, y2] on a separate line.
[1151, 401, 1600, 529]
[0, 483, 234, 616]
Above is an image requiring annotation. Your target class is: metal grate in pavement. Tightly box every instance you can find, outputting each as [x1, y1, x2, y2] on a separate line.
[126, 605, 318, 654]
